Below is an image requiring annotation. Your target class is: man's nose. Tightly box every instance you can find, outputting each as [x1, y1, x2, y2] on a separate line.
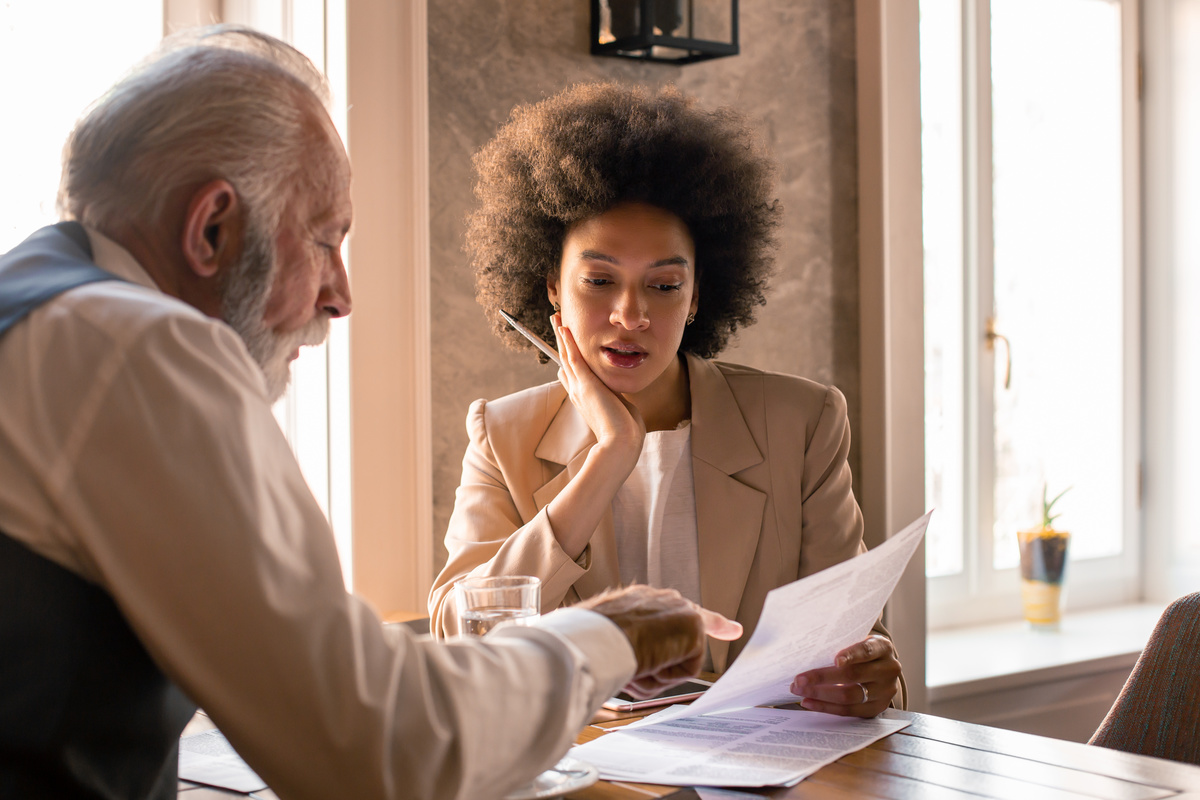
[320, 254, 352, 318]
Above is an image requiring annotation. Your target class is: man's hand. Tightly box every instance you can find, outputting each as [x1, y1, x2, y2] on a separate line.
[576, 585, 742, 699]
[789, 635, 902, 717]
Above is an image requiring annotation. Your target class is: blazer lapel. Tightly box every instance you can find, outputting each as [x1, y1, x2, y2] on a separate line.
[687, 354, 766, 672]
[532, 398, 619, 603]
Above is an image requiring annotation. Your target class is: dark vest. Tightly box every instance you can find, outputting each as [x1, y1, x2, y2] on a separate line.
[0, 223, 197, 799]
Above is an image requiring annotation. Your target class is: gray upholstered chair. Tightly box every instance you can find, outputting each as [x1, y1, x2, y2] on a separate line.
[1088, 592, 1200, 764]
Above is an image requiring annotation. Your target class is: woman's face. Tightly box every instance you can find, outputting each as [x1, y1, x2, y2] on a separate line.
[548, 202, 699, 399]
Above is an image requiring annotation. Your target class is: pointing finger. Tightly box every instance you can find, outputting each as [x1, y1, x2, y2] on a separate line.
[697, 606, 742, 641]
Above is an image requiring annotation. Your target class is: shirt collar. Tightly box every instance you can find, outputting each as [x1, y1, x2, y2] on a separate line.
[82, 225, 161, 292]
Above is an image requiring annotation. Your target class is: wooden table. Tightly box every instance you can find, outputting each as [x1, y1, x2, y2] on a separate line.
[179, 707, 1200, 799]
[571, 708, 1200, 800]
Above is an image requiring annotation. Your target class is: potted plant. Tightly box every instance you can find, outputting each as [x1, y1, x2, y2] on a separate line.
[1017, 485, 1071, 628]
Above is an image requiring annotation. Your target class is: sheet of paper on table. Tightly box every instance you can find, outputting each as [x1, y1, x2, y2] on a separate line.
[179, 729, 267, 793]
[572, 706, 911, 787]
[571, 511, 930, 787]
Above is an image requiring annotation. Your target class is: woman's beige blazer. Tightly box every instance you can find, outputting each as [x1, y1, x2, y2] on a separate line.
[429, 354, 901, 695]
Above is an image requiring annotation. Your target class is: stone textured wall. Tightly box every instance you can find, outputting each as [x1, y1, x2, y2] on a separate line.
[427, 1, 860, 573]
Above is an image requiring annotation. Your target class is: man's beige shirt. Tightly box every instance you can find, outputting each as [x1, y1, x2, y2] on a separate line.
[0, 227, 636, 800]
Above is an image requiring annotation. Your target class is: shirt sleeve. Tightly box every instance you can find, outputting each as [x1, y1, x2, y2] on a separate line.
[428, 398, 591, 637]
[47, 312, 635, 800]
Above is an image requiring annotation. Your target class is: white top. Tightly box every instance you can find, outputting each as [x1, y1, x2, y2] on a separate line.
[612, 422, 702, 605]
[0, 226, 636, 800]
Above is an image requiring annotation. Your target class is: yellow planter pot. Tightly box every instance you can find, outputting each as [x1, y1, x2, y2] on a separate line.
[1017, 527, 1071, 627]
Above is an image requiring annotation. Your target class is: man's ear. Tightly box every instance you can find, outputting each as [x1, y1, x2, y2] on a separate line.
[181, 180, 240, 278]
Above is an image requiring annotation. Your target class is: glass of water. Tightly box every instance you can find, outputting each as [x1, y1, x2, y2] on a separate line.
[454, 575, 541, 636]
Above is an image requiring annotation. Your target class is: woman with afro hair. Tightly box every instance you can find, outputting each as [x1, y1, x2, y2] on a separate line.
[428, 82, 905, 716]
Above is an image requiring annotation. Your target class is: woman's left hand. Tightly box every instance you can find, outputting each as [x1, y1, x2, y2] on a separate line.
[788, 635, 901, 717]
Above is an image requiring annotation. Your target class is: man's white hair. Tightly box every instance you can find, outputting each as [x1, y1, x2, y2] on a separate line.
[57, 24, 333, 238]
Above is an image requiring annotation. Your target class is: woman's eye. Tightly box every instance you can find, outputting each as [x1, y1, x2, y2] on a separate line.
[652, 283, 683, 292]
[582, 277, 611, 287]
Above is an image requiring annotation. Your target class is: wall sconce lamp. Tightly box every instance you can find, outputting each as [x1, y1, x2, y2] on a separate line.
[590, 0, 739, 65]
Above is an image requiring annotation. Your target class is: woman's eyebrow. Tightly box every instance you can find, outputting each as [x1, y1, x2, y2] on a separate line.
[578, 249, 618, 264]
[577, 250, 691, 268]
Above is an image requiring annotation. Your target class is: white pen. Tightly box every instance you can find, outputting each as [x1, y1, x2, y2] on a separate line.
[500, 309, 562, 366]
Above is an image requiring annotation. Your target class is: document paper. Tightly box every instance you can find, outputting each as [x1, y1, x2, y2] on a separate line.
[630, 510, 931, 728]
[179, 729, 267, 793]
[571, 511, 930, 787]
[573, 706, 910, 787]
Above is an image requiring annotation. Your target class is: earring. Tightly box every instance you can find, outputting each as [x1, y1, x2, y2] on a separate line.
[552, 302, 560, 312]
[686, 313, 696, 325]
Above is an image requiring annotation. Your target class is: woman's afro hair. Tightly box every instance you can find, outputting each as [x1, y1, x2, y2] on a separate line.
[467, 81, 780, 360]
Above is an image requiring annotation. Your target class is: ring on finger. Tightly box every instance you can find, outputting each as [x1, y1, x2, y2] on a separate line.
[857, 682, 869, 704]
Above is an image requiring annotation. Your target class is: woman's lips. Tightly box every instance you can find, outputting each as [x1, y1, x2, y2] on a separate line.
[602, 345, 648, 369]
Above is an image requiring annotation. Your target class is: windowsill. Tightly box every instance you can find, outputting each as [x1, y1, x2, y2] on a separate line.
[926, 603, 1167, 702]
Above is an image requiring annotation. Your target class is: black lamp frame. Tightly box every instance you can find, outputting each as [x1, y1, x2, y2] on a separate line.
[590, 0, 739, 65]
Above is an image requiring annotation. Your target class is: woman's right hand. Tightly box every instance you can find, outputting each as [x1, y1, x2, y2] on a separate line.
[542, 313, 646, 559]
[552, 313, 645, 471]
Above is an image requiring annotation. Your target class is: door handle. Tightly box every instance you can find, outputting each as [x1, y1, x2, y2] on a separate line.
[986, 317, 1012, 390]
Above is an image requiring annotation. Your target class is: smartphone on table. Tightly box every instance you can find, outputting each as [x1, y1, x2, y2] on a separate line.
[658, 789, 770, 799]
[601, 678, 713, 712]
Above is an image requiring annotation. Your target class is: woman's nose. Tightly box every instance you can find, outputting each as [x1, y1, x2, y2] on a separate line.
[610, 288, 649, 330]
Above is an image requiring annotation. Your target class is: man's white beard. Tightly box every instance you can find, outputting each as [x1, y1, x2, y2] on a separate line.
[241, 311, 329, 404]
[220, 221, 330, 403]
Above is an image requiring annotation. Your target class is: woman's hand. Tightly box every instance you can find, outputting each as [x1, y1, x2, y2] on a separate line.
[552, 313, 645, 469]
[788, 635, 902, 718]
[540, 314, 649, 559]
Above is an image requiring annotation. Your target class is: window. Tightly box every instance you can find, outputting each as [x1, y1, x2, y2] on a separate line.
[227, 0, 355, 590]
[0, 1, 162, 253]
[1, 0, 354, 588]
[920, 0, 1141, 628]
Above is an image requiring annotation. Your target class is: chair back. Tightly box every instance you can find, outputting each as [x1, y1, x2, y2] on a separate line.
[1089, 592, 1200, 764]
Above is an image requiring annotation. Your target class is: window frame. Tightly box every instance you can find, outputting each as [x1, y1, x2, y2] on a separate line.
[1142, 0, 1200, 602]
[856, 0, 928, 710]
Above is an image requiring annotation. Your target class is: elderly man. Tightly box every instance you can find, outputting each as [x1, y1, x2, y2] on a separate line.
[0, 25, 739, 800]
